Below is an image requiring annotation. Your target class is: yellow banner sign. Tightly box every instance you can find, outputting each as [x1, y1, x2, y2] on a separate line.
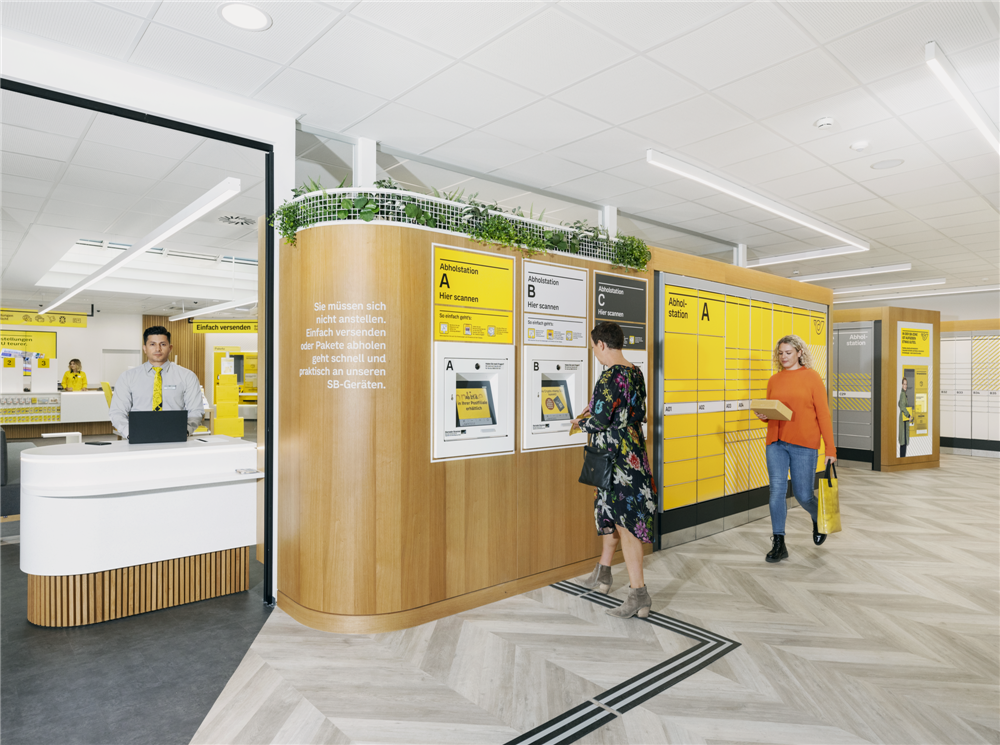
[900, 327, 930, 357]
[433, 246, 514, 312]
[1, 308, 87, 328]
[434, 308, 513, 344]
[1, 330, 57, 359]
[192, 321, 258, 334]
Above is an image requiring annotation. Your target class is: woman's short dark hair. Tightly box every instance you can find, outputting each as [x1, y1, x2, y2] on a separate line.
[143, 326, 171, 343]
[591, 322, 624, 350]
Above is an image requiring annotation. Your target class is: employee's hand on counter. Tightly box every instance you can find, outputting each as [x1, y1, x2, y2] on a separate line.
[754, 411, 769, 421]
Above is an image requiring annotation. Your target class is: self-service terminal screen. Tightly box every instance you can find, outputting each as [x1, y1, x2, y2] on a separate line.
[455, 380, 497, 428]
[540, 378, 573, 422]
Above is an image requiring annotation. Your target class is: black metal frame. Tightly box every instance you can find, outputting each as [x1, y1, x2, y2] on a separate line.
[1, 78, 277, 605]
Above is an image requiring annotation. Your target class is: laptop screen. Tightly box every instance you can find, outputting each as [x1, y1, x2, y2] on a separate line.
[128, 410, 188, 444]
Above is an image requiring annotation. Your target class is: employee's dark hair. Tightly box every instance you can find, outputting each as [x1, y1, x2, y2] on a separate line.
[143, 326, 171, 343]
[591, 321, 624, 350]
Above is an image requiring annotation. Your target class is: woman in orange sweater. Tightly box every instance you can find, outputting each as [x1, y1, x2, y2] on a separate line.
[754, 335, 836, 563]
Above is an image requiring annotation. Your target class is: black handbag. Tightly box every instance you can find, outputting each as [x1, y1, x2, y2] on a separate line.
[579, 434, 613, 490]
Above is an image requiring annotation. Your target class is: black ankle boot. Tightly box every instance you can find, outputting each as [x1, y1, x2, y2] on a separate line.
[813, 520, 827, 546]
[765, 535, 788, 563]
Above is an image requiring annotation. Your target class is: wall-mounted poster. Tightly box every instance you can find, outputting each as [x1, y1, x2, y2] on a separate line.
[897, 323, 934, 458]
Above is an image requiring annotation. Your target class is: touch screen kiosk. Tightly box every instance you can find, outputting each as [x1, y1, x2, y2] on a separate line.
[433, 341, 514, 461]
[522, 347, 588, 451]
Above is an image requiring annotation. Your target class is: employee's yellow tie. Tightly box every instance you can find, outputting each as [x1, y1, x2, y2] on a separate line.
[152, 367, 163, 411]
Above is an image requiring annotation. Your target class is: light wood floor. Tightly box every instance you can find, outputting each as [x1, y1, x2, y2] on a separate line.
[192, 455, 1000, 745]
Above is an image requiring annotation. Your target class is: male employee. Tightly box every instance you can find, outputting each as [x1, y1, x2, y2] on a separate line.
[109, 326, 204, 439]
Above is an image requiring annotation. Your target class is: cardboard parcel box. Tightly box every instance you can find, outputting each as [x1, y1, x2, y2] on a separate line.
[750, 399, 792, 421]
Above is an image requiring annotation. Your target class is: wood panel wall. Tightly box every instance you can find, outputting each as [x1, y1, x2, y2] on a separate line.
[3, 421, 114, 439]
[277, 224, 832, 633]
[27, 546, 249, 627]
[256, 220, 267, 563]
[833, 306, 940, 471]
[142, 314, 206, 388]
[941, 319, 1000, 332]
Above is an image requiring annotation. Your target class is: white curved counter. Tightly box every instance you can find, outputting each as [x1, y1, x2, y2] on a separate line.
[20, 435, 260, 626]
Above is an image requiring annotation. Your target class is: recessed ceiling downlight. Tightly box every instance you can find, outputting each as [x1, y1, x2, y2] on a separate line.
[871, 159, 904, 170]
[219, 3, 272, 31]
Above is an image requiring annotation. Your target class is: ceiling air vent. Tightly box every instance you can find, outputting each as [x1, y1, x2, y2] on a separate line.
[218, 215, 256, 226]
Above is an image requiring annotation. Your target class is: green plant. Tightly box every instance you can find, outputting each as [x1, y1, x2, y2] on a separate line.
[613, 232, 652, 272]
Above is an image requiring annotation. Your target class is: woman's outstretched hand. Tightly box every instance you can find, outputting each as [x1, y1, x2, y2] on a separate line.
[754, 411, 769, 421]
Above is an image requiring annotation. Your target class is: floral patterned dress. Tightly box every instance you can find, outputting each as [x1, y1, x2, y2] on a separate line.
[581, 364, 656, 543]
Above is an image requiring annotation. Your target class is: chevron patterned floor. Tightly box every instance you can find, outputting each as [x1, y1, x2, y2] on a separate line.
[192, 455, 1000, 745]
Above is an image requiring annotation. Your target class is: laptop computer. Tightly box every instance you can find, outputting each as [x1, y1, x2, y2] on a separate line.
[128, 410, 188, 444]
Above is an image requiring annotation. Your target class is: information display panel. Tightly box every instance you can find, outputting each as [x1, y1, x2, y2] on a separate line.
[896, 322, 934, 457]
[456, 381, 496, 427]
[657, 273, 828, 512]
[540, 379, 573, 422]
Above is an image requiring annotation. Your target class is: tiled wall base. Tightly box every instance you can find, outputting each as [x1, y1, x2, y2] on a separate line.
[941, 446, 1000, 459]
[27, 546, 250, 627]
[662, 497, 793, 548]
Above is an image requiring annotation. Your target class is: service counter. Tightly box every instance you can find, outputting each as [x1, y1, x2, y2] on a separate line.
[21, 435, 258, 627]
[1, 389, 113, 438]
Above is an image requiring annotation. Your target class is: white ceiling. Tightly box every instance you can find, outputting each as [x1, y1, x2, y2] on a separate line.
[2, 0, 999, 311]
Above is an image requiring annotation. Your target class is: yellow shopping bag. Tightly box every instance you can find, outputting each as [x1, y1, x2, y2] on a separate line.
[817, 462, 842, 534]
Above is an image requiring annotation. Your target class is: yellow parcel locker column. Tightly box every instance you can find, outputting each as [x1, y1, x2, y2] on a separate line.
[808, 309, 829, 470]
[748, 300, 772, 489]
[214, 373, 244, 437]
[696, 290, 725, 502]
[662, 286, 699, 510]
[724, 296, 750, 496]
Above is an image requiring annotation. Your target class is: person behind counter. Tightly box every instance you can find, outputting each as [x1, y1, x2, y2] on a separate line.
[61, 359, 88, 391]
[755, 334, 836, 564]
[109, 326, 203, 440]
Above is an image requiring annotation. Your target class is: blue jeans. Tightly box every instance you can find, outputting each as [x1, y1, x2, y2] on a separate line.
[766, 440, 818, 536]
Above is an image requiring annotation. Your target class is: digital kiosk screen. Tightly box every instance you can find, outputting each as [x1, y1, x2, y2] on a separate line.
[540, 379, 573, 422]
[455, 380, 497, 428]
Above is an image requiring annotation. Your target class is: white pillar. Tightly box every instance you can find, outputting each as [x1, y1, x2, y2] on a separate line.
[733, 243, 747, 267]
[599, 205, 618, 236]
[353, 137, 377, 188]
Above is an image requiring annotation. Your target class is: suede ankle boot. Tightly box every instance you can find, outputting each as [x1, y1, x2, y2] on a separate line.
[606, 586, 651, 619]
[578, 563, 613, 593]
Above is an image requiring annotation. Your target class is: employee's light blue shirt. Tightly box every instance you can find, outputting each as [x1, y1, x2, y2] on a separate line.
[109, 360, 203, 439]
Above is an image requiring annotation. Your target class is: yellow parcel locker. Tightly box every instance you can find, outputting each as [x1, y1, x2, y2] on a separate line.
[663, 435, 698, 462]
[726, 296, 750, 349]
[664, 286, 699, 334]
[772, 305, 792, 346]
[698, 476, 725, 501]
[697, 411, 724, 435]
[663, 413, 697, 439]
[751, 300, 772, 350]
[663, 482, 697, 510]
[663, 333, 698, 378]
[663, 459, 697, 487]
[698, 454, 724, 480]
[697, 290, 725, 337]
[793, 310, 812, 342]
[697, 335, 725, 380]
[665, 390, 698, 404]
[698, 432, 724, 457]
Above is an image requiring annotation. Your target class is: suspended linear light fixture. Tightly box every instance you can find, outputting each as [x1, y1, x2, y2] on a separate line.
[42, 178, 241, 314]
[832, 278, 946, 295]
[793, 263, 911, 283]
[169, 297, 257, 322]
[834, 285, 999, 304]
[925, 41, 1000, 155]
[747, 245, 867, 267]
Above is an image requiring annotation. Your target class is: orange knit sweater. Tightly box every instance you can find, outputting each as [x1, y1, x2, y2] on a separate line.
[765, 367, 836, 458]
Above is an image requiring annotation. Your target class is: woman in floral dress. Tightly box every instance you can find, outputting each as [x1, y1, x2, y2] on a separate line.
[570, 322, 657, 619]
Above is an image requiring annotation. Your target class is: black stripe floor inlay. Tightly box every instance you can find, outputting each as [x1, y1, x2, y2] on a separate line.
[505, 582, 740, 745]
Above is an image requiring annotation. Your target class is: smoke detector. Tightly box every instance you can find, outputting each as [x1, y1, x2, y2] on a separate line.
[850, 140, 869, 152]
[814, 117, 835, 129]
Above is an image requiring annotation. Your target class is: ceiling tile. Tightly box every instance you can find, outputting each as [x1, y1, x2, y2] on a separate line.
[490, 154, 595, 190]
[714, 49, 857, 120]
[351, 1, 538, 58]
[1, 90, 95, 139]
[678, 124, 791, 168]
[867, 65, 952, 116]
[950, 154, 1000, 181]
[553, 58, 701, 126]
[2, 174, 53, 199]
[833, 143, 944, 184]
[605, 159, 684, 188]
[144, 180, 216, 204]
[969, 175, 1000, 195]
[562, 2, 732, 52]
[130, 23, 281, 96]
[552, 172, 640, 202]
[951, 41, 1000, 92]
[816, 198, 896, 221]
[781, 2, 917, 43]
[94, 1, 158, 17]
[671, 214, 747, 233]
[907, 197, 995, 221]
[71, 140, 179, 180]
[638, 201, 719, 224]
[900, 100, 977, 141]
[1, 152, 64, 182]
[85, 113, 204, 159]
[42, 199, 124, 224]
[925, 210, 1000, 230]
[0, 193, 44, 212]
[184, 140, 265, 178]
[256, 69, 386, 132]
[3, 0, 144, 57]
[856, 218, 930, 235]
[724, 147, 824, 184]
[885, 180, 977, 208]
[1, 124, 77, 161]
[648, 1, 814, 90]
[800, 118, 920, 166]
[793, 184, 879, 211]
[697, 193, 757, 214]
[48, 183, 132, 209]
[292, 17, 451, 100]
[623, 95, 752, 150]
[346, 103, 470, 155]
[826, 2, 996, 83]
[760, 166, 855, 199]
[481, 99, 607, 152]
[761, 88, 894, 144]
[150, 1, 339, 64]
[925, 130, 997, 163]
[548, 128, 652, 172]
[396, 64, 539, 129]
[424, 131, 536, 173]
[606, 189, 686, 214]
[465, 8, 632, 96]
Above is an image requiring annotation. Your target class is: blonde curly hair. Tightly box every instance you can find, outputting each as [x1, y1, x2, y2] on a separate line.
[772, 334, 814, 370]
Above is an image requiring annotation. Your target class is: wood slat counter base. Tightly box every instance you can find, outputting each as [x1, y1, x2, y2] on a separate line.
[27, 546, 249, 627]
[4, 421, 115, 439]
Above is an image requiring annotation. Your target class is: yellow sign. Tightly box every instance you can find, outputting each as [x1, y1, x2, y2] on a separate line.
[37, 358, 49, 368]
[900, 327, 930, 357]
[3, 358, 14, 368]
[456, 386, 493, 426]
[541, 384, 571, 421]
[664, 286, 698, 334]
[904, 365, 929, 437]
[0, 308, 87, 328]
[0, 330, 56, 359]
[434, 308, 513, 344]
[434, 246, 514, 313]
[192, 320, 258, 334]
